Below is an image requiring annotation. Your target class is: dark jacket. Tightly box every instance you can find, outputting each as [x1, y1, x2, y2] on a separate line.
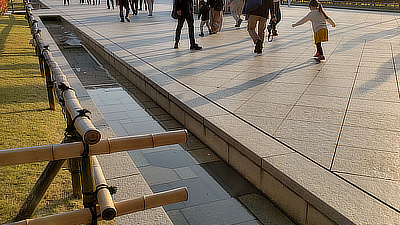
[208, 0, 223, 10]
[198, 5, 210, 21]
[175, 0, 194, 16]
[249, 0, 274, 18]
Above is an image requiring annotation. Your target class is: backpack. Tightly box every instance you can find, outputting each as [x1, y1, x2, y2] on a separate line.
[214, 0, 224, 11]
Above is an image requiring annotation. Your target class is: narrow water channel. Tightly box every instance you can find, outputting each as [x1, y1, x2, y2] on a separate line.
[42, 17, 295, 225]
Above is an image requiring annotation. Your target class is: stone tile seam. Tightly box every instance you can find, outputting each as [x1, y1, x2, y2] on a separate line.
[78, 32, 400, 215]
[54, 11, 400, 218]
[35, 13, 172, 222]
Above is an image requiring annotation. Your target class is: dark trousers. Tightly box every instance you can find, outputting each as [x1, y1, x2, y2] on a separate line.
[130, 0, 138, 14]
[269, 2, 280, 29]
[175, 14, 195, 46]
[107, 0, 114, 8]
[316, 42, 324, 55]
[119, 0, 130, 18]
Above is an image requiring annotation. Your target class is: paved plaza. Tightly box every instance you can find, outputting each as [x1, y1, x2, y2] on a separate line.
[33, 1, 400, 224]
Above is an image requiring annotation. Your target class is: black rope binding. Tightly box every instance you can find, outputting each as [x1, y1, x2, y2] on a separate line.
[89, 205, 98, 225]
[65, 109, 91, 138]
[96, 184, 118, 196]
[58, 82, 74, 106]
[82, 192, 98, 225]
[81, 142, 90, 158]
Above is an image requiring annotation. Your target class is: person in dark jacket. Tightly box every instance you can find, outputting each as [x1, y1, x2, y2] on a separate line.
[198, 0, 211, 36]
[246, 0, 274, 53]
[173, 0, 202, 50]
[119, 0, 130, 22]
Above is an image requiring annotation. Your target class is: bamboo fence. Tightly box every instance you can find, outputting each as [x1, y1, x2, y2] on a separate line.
[0, 130, 188, 166]
[7, 187, 188, 225]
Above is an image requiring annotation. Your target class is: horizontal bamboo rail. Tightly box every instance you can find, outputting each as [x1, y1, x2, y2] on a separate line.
[7, 187, 188, 225]
[93, 156, 116, 220]
[0, 130, 188, 166]
[34, 33, 101, 145]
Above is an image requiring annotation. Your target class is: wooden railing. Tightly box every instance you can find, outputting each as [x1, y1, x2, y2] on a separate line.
[2, 3, 189, 224]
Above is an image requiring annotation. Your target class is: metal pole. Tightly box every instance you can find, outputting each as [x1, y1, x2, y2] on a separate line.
[43, 60, 56, 110]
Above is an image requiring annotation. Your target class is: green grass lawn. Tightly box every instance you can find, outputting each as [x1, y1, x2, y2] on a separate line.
[0, 14, 81, 223]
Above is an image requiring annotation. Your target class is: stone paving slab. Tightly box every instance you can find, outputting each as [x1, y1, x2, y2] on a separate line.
[33, 1, 400, 224]
[35, 14, 173, 224]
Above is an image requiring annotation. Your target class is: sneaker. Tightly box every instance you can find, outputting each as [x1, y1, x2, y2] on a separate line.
[174, 42, 179, 49]
[125, 17, 130, 22]
[272, 30, 278, 36]
[238, 18, 243, 26]
[313, 53, 320, 57]
[235, 24, 240, 27]
[120, 18, 124, 22]
[254, 39, 262, 53]
[199, 33, 204, 37]
[190, 44, 202, 50]
[317, 55, 325, 60]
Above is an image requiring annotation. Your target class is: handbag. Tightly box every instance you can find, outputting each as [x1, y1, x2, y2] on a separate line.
[242, 0, 262, 14]
[171, 4, 179, 19]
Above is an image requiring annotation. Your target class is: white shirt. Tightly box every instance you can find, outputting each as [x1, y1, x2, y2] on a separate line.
[293, 9, 335, 33]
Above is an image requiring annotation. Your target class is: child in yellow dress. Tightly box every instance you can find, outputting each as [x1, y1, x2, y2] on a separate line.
[292, 0, 335, 61]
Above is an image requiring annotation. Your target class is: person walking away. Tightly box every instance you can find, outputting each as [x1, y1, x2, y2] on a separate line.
[173, 0, 202, 50]
[244, 0, 274, 53]
[119, 0, 130, 22]
[130, 0, 138, 14]
[292, 0, 335, 61]
[146, 0, 154, 16]
[107, 0, 114, 9]
[198, 0, 212, 36]
[268, 0, 280, 35]
[230, 0, 244, 27]
[208, 0, 224, 34]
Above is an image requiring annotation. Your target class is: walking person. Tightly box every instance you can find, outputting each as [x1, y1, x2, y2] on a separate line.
[268, 0, 280, 36]
[292, 0, 335, 61]
[119, 0, 130, 22]
[198, 0, 212, 36]
[173, 0, 202, 50]
[208, 0, 224, 34]
[230, 0, 244, 27]
[146, 0, 154, 16]
[107, 0, 114, 9]
[244, 0, 274, 53]
[130, 0, 138, 15]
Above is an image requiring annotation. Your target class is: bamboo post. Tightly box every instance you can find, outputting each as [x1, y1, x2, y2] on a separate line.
[0, 130, 188, 166]
[93, 157, 116, 220]
[7, 187, 188, 225]
[43, 60, 56, 110]
[80, 154, 96, 212]
[68, 158, 82, 199]
[12, 159, 66, 222]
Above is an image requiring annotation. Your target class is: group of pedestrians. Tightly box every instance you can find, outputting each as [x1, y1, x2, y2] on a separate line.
[173, 0, 335, 61]
[106, 0, 153, 22]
